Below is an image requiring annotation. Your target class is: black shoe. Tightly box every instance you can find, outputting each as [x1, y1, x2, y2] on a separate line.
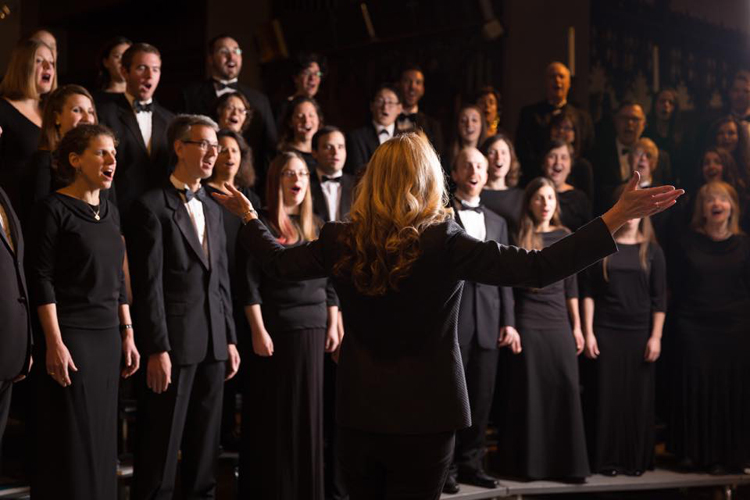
[458, 469, 499, 489]
[442, 474, 460, 494]
[599, 468, 618, 477]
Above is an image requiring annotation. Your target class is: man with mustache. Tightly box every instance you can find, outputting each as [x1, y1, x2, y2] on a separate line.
[182, 35, 277, 176]
[98, 43, 174, 217]
[515, 62, 595, 185]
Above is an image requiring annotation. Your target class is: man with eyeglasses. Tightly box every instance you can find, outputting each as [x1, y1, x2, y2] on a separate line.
[98, 42, 175, 217]
[182, 34, 277, 176]
[345, 84, 403, 174]
[129, 114, 240, 500]
[275, 52, 327, 130]
[590, 101, 672, 212]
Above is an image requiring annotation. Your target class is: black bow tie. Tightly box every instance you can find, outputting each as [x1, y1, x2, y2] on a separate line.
[133, 100, 153, 113]
[378, 128, 390, 136]
[215, 80, 238, 91]
[321, 175, 341, 183]
[458, 200, 483, 213]
[398, 113, 419, 123]
[620, 147, 630, 156]
[179, 187, 206, 202]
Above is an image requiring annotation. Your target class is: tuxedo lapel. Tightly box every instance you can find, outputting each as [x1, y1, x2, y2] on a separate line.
[166, 189, 210, 270]
[309, 177, 329, 222]
[340, 175, 354, 219]
[482, 207, 500, 242]
[116, 98, 148, 153]
[151, 105, 169, 160]
[204, 196, 222, 271]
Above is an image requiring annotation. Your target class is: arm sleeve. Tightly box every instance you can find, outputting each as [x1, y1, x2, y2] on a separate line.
[325, 279, 339, 308]
[243, 253, 263, 306]
[579, 263, 596, 299]
[450, 217, 617, 289]
[129, 201, 171, 356]
[564, 273, 579, 299]
[28, 201, 59, 306]
[650, 244, 668, 313]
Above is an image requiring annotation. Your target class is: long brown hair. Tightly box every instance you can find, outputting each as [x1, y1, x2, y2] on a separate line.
[480, 133, 521, 187]
[334, 133, 452, 296]
[516, 177, 566, 251]
[39, 85, 97, 151]
[0, 39, 56, 100]
[265, 152, 316, 244]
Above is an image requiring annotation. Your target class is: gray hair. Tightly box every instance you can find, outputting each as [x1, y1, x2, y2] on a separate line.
[167, 114, 219, 147]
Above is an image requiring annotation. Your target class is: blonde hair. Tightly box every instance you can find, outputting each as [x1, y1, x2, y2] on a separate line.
[0, 39, 56, 100]
[629, 137, 659, 173]
[516, 177, 566, 251]
[690, 181, 743, 235]
[265, 152, 317, 244]
[334, 133, 452, 295]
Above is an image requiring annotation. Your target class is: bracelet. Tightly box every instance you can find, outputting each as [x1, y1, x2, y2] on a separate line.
[241, 208, 258, 225]
[119, 324, 133, 332]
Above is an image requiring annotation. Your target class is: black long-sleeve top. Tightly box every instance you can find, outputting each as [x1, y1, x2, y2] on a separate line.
[514, 229, 577, 329]
[28, 193, 127, 329]
[480, 187, 524, 242]
[581, 242, 667, 331]
[0, 98, 41, 214]
[558, 188, 593, 232]
[244, 212, 337, 334]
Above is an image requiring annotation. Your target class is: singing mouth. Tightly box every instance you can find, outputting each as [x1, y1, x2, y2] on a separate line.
[102, 169, 115, 180]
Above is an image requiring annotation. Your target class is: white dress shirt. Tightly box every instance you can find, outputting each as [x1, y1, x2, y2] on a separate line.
[170, 175, 208, 259]
[0, 201, 14, 253]
[373, 122, 396, 145]
[455, 194, 486, 241]
[316, 169, 343, 221]
[125, 92, 153, 153]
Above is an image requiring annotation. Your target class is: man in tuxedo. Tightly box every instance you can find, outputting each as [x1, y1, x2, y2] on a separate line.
[396, 65, 444, 156]
[590, 101, 671, 212]
[444, 147, 520, 494]
[0, 186, 32, 454]
[311, 126, 354, 222]
[129, 114, 240, 500]
[345, 84, 402, 174]
[98, 43, 175, 217]
[182, 34, 277, 172]
[516, 62, 595, 184]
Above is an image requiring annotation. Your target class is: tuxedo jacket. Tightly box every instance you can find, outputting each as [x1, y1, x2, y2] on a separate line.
[310, 172, 355, 222]
[345, 124, 380, 175]
[589, 137, 672, 212]
[128, 185, 236, 366]
[397, 111, 444, 157]
[181, 80, 278, 169]
[0, 187, 31, 380]
[97, 95, 174, 216]
[454, 207, 515, 350]
[516, 100, 595, 184]
[239, 216, 616, 434]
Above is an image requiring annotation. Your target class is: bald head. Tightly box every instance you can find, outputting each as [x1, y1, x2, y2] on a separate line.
[546, 62, 571, 106]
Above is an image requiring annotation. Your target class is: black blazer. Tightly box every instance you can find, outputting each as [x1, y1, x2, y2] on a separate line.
[128, 185, 236, 365]
[97, 95, 174, 216]
[239, 216, 616, 434]
[397, 111, 444, 157]
[0, 187, 31, 380]
[345, 124, 380, 175]
[310, 172, 355, 222]
[455, 207, 515, 350]
[181, 80, 278, 169]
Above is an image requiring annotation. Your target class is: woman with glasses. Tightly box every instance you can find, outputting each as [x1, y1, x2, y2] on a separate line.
[238, 151, 339, 499]
[215, 92, 252, 135]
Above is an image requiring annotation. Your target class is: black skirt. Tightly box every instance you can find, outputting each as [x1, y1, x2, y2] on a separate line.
[495, 326, 590, 480]
[585, 326, 655, 474]
[32, 326, 121, 500]
[240, 327, 325, 500]
[668, 316, 750, 470]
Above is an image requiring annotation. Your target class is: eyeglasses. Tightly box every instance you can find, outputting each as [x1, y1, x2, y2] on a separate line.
[215, 47, 243, 57]
[373, 99, 399, 107]
[182, 140, 225, 153]
[301, 70, 323, 78]
[281, 170, 310, 178]
[224, 106, 248, 115]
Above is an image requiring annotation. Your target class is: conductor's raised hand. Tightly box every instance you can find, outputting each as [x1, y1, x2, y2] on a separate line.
[602, 172, 684, 234]
[211, 183, 255, 219]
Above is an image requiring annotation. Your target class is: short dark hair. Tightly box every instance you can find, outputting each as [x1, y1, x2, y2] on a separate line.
[615, 99, 642, 115]
[371, 83, 401, 104]
[207, 34, 236, 55]
[55, 124, 116, 185]
[214, 129, 255, 188]
[96, 36, 133, 89]
[292, 52, 327, 77]
[400, 63, 424, 78]
[312, 125, 344, 150]
[121, 43, 161, 71]
[167, 114, 219, 151]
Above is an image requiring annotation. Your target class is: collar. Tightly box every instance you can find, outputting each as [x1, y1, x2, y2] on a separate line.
[373, 121, 395, 137]
[214, 77, 238, 85]
[316, 169, 343, 183]
[124, 92, 153, 108]
[169, 173, 200, 193]
[615, 138, 633, 155]
[454, 192, 481, 208]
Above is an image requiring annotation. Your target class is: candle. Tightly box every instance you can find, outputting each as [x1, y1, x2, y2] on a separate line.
[568, 27, 576, 76]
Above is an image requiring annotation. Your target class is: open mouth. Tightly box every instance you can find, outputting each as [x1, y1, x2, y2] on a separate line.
[41, 73, 52, 83]
[711, 208, 725, 216]
[102, 169, 115, 180]
[229, 116, 240, 125]
[552, 165, 564, 174]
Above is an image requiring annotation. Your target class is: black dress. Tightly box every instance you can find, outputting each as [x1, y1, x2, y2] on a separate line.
[239, 213, 336, 500]
[480, 187, 523, 243]
[0, 98, 41, 214]
[570, 157, 595, 202]
[28, 193, 127, 500]
[558, 188, 592, 232]
[581, 243, 667, 474]
[496, 228, 590, 480]
[668, 230, 750, 471]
